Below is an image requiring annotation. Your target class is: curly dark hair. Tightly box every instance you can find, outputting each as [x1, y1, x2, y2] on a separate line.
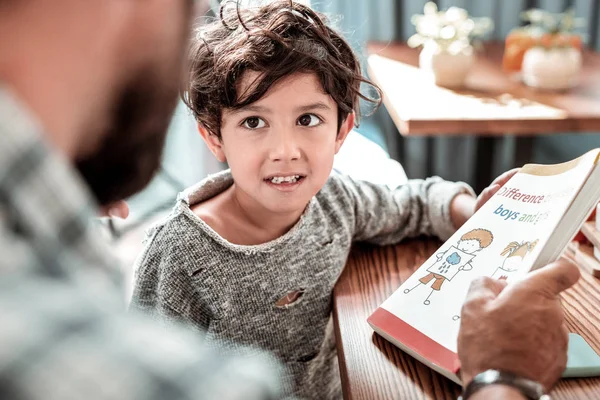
[182, 0, 382, 139]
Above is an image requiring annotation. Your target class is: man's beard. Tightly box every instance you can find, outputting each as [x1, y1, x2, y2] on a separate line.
[75, 68, 180, 206]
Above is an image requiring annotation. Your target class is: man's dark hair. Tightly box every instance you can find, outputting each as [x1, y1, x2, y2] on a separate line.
[182, 0, 382, 138]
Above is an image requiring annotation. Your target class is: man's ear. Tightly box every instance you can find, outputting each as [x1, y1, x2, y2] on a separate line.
[334, 112, 355, 154]
[197, 124, 226, 163]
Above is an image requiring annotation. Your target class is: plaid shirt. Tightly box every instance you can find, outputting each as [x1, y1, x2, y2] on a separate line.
[0, 87, 281, 400]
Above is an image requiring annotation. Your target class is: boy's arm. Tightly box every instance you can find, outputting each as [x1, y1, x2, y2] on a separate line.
[451, 193, 477, 230]
[332, 173, 475, 245]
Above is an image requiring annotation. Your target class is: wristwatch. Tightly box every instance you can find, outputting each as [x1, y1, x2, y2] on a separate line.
[459, 370, 551, 400]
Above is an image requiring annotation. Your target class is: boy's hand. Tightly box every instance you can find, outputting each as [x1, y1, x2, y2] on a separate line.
[451, 168, 519, 230]
[474, 168, 520, 213]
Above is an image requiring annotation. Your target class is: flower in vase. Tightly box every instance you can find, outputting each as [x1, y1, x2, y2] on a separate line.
[407, 2, 493, 55]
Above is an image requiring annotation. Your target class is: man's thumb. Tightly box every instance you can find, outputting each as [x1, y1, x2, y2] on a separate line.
[519, 259, 580, 297]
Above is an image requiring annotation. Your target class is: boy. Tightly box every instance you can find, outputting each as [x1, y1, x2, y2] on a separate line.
[130, 1, 506, 398]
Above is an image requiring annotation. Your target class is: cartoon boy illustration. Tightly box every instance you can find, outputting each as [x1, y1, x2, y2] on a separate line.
[404, 228, 494, 305]
[491, 239, 538, 281]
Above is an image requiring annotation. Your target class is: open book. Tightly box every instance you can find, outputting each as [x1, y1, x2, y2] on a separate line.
[368, 149, 600, 385]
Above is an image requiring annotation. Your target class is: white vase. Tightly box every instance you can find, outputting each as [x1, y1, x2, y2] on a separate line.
[522, 46, 582, 91]
[419, 41, 474, 88]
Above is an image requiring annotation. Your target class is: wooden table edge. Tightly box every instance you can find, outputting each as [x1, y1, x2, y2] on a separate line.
[365, 42, 600, 137]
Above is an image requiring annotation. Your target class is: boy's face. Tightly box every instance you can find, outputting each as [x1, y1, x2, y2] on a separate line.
[457, 239, 482, 254]
[202, 72, 353, 214]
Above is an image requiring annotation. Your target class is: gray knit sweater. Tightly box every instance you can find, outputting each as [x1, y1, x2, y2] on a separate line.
[130, 170, 472, 399]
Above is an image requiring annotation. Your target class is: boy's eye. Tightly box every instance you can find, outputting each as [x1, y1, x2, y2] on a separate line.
[297, 114, 321, 127]
[242, 117, 266, 129]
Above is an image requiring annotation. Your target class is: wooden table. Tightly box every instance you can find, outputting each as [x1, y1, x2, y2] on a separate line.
[366, 41, 600, 192]
[333, 239, 600, 399]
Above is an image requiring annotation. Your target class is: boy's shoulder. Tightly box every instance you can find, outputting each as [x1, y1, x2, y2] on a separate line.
[142, 208, 191, 244]
[310, 171, 361, 220]
[136, 204, 214, 267]
[142, 170, 235, 250]
[316, 170, 362, 204]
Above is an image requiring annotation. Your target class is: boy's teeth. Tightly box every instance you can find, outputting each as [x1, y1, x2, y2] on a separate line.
[270, 175, 301, 184]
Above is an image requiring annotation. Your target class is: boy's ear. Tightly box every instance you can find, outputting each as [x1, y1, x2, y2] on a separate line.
[334, 111, 355, 154]
[197, 123, 226, 163]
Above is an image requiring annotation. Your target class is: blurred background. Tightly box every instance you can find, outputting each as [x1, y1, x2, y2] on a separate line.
[309, 0, 599, 179]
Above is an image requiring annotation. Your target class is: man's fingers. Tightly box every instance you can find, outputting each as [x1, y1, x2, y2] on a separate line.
[99, 201, 130, 219]
[110, 201, 130, 219]
[464, 276, 507, 306]
[560, 324, 570, 350]
[518, 259, 580, 297]
[496, 278, 509, 291]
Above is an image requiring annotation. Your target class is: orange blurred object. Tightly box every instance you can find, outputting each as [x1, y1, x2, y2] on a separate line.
[503, 30, 583, 72]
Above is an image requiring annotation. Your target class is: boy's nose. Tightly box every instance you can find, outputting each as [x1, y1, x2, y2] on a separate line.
[269, 131, 301, 162]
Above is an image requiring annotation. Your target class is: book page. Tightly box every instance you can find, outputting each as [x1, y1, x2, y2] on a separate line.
[380, 153, 597, 353]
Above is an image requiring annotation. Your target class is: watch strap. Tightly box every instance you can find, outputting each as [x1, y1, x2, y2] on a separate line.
[460, 370, 550, 400]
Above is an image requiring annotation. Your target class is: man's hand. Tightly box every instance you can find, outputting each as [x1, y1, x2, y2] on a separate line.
[99, 201, 129, 219]
[457, 259, 580, 391]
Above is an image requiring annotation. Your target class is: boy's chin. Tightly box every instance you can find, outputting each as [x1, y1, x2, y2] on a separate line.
[266, 201, 310, 215]
[260, 197, 312, 216]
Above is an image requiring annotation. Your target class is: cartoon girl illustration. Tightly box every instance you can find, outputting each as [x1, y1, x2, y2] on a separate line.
[491, 239, 539, 281]
[404, 228, 494, 305]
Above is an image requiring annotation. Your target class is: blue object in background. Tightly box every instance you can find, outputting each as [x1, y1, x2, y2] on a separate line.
[563, 333, 600, 378]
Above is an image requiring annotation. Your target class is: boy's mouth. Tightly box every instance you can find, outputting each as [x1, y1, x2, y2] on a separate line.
[263, 174, 306, 188]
